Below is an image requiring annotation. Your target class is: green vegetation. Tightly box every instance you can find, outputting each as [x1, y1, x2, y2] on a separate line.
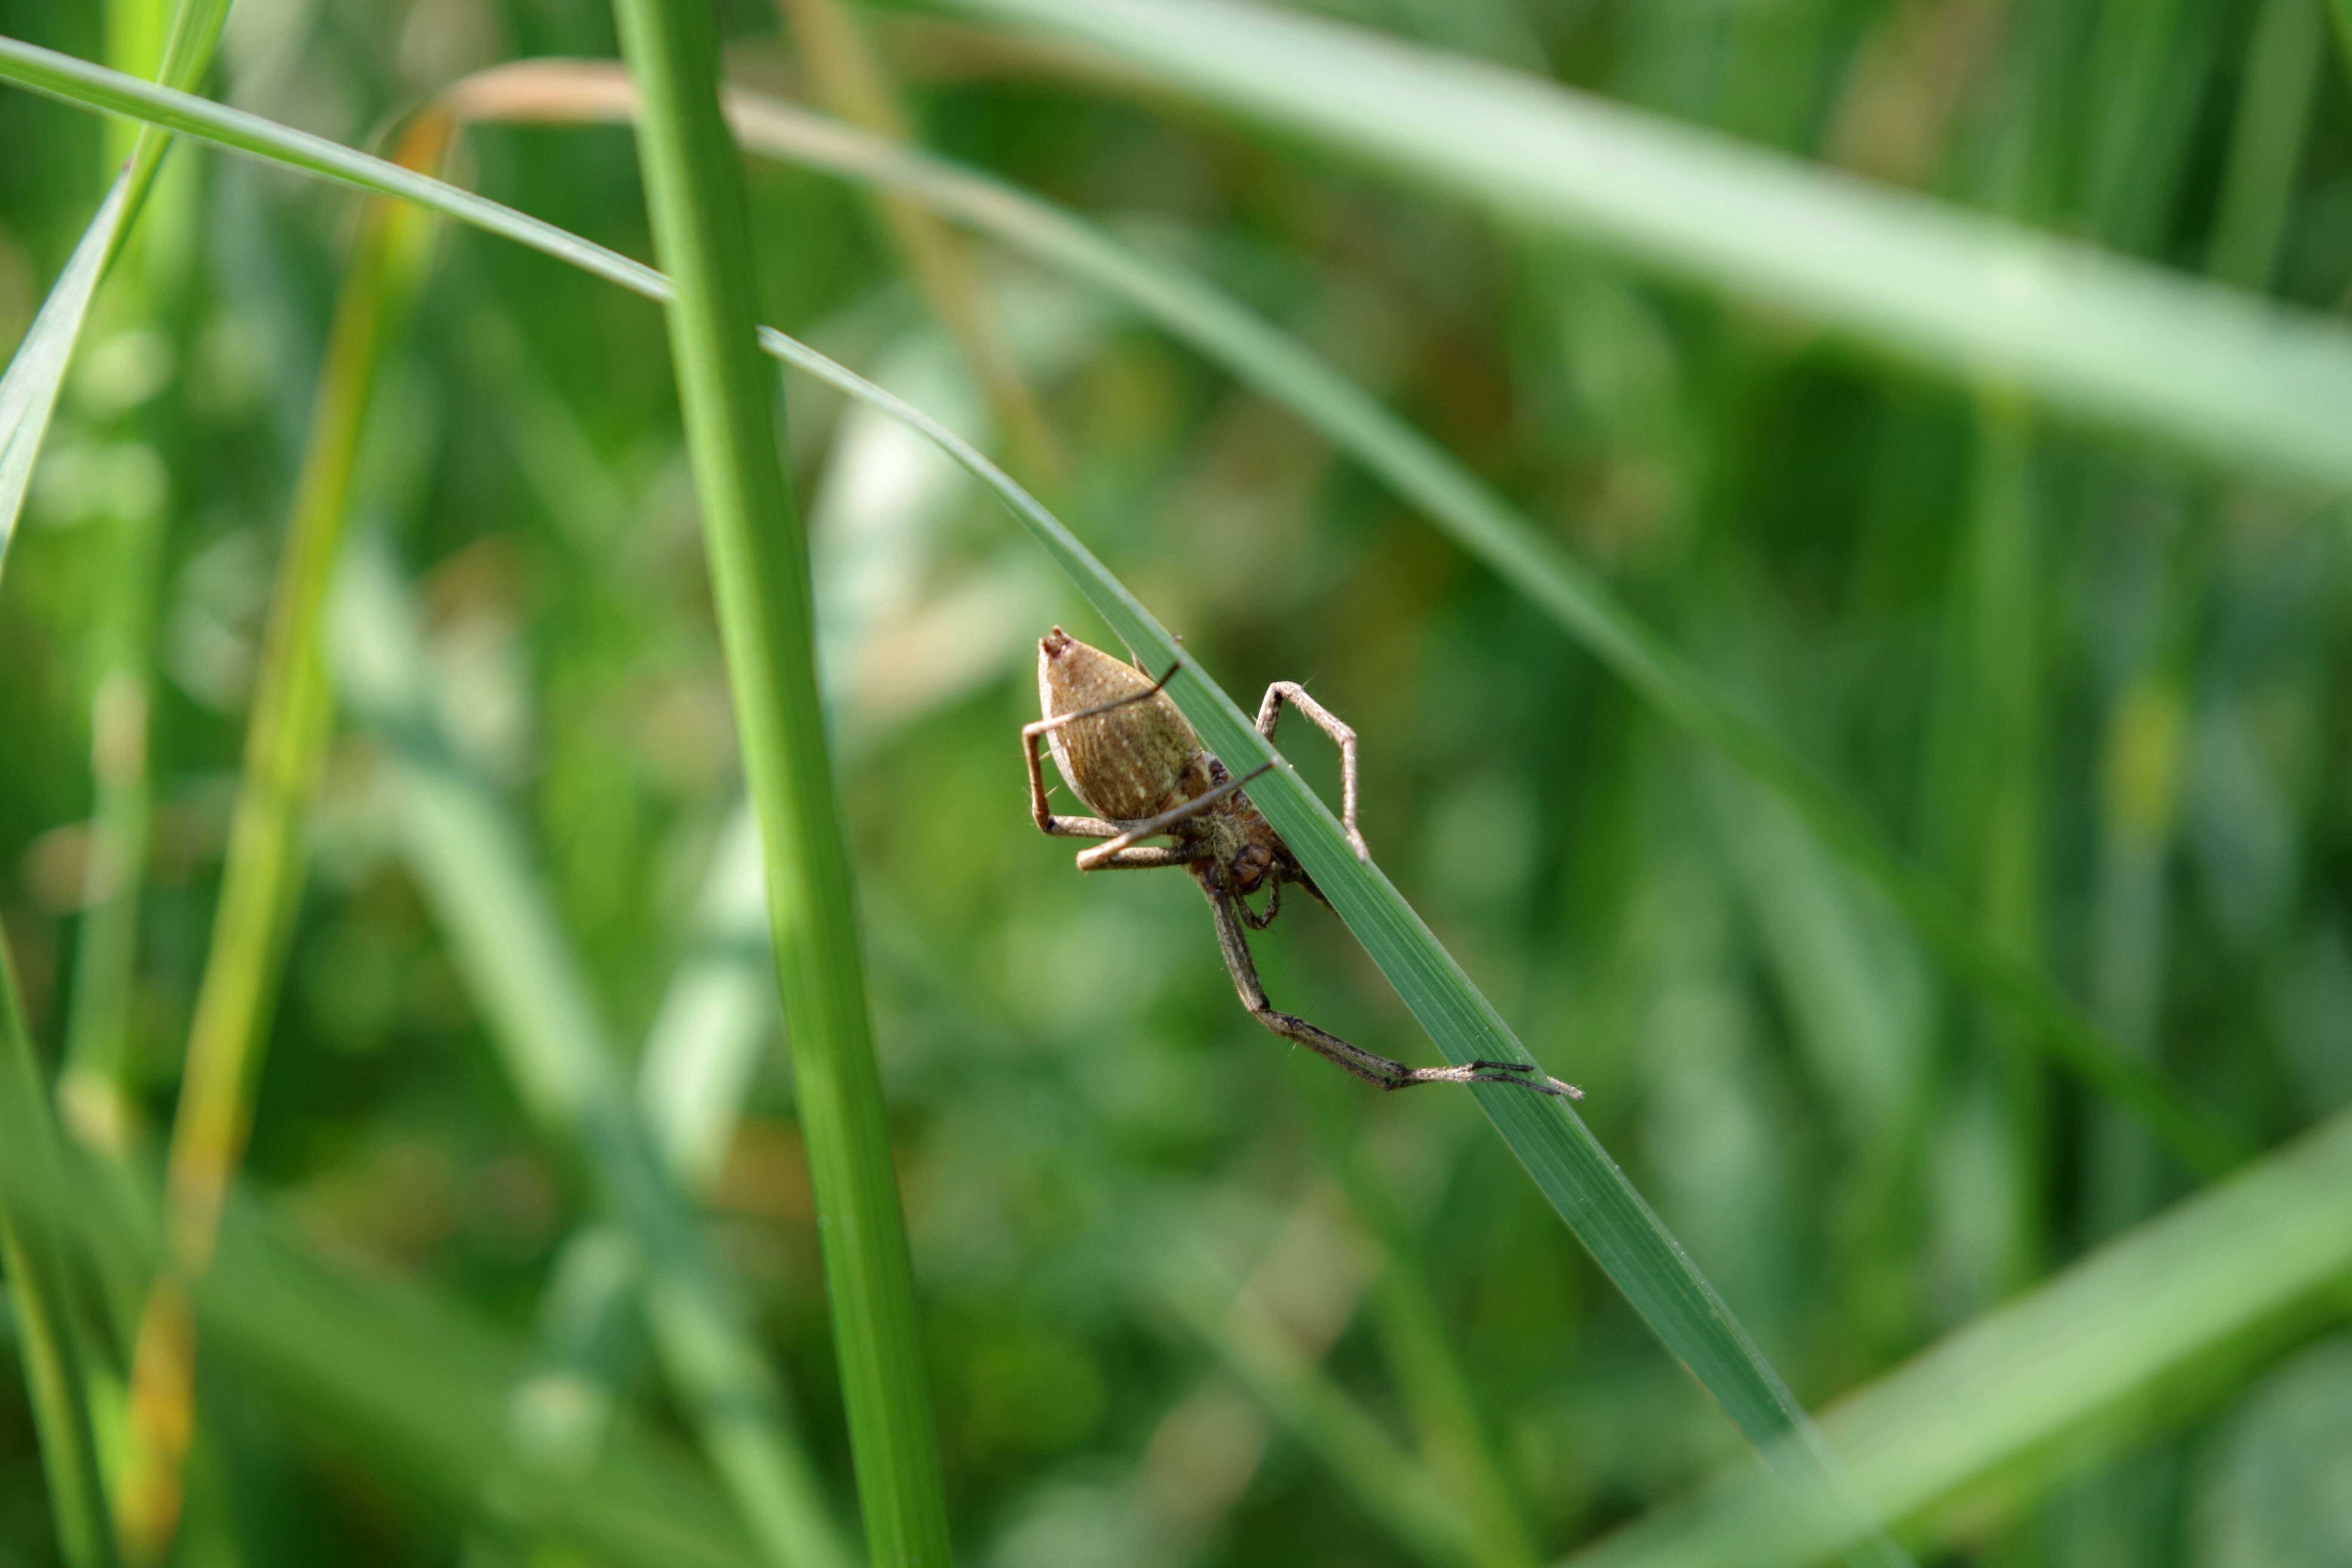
[3, 2, 2349, 1565]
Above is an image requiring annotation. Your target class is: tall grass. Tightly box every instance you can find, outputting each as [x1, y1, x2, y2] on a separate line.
[2, 4, 2348, 1567]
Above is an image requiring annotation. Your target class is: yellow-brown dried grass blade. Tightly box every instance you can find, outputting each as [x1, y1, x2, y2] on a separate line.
[113, 111, 452, 1563]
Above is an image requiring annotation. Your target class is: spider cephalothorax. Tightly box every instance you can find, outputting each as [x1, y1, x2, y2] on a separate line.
[1023, 628, 1577, 1098]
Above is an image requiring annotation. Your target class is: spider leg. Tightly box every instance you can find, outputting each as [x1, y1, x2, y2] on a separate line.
[1205, 888, 1580, 1097]
[1088, 845, 1204, 871]
[1072, 761, 1275, 871]
[1257, 682, 1370, 861]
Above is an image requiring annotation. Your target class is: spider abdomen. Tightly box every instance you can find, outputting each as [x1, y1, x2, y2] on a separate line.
[1038, 628, 1214, 819]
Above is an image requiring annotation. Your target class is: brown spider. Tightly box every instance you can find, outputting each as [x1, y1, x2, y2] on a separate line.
[1023, 628, 1579, 1099]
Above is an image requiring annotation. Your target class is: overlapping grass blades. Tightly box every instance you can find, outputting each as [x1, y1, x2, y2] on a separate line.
[949, 0, 2352, 490]
[0, 36, 1899, 1553]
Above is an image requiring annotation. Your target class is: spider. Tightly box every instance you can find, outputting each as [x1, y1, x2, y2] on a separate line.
[1023, 627, 1579, 1099]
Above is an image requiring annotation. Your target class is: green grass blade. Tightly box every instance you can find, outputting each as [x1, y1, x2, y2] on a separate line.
[0, 43, 1895, 1547]
[947, 0, 2352, 490]
[0, 951, 119, 1568]
[0, 172, 127, 578]
[1565, 1102, 2352, 1568]
[435, 64, 2244, 1179]
[332, 543, 852, 1568]
[600, 2, 951, 1561]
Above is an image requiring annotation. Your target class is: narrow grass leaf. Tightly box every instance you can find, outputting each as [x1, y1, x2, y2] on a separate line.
[603, 0, 952, 1559]
[947, 0, 2352, 491]
[0, 172, 126, 577]
[0, 46, 1897, 1552]
[436, 64, 2245, 1179]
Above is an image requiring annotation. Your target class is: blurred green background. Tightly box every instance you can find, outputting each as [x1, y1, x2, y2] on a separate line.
[3, 0, 2351, 1565]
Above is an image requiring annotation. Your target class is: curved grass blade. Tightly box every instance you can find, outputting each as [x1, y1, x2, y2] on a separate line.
[432, 63, 2244, 1179]
[0, 40, 1899, 1552]
[948, 0, 2352, 492]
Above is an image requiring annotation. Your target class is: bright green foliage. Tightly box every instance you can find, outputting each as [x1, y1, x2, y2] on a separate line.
[1, 4, 2349, 1568]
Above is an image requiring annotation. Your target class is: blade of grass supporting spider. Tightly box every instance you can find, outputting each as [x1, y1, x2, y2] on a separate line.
[944, 0, 2352, 491]
[1562, 1102, 2352, 1568]
[0, 58, 1889, 1541]
[113, 116, 450, 1561]
[738, 322, 1917, 1568]
[773, 0, 1060, 475]
[0, 1133, 767, 1568]
[431, 68, 2243, 1181]
[0, 949, 119, 1568]
[331, 542, 853, 1568]
[603, 2, 952, 1560]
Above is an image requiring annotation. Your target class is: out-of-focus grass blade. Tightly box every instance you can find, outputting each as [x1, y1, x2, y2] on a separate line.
[0, 1126, 763, 1568]
[948, 0, 2352, 491]
[434, 62, 2243, 1180]
[637, 804, 773, 1189]
[332, 542, 853, 1568]
[1565, 1103, 2352, 1568]
[0, 952, 118, 1568]
[0, 172, 127, 578]
[0, 45, 1899, 1553]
